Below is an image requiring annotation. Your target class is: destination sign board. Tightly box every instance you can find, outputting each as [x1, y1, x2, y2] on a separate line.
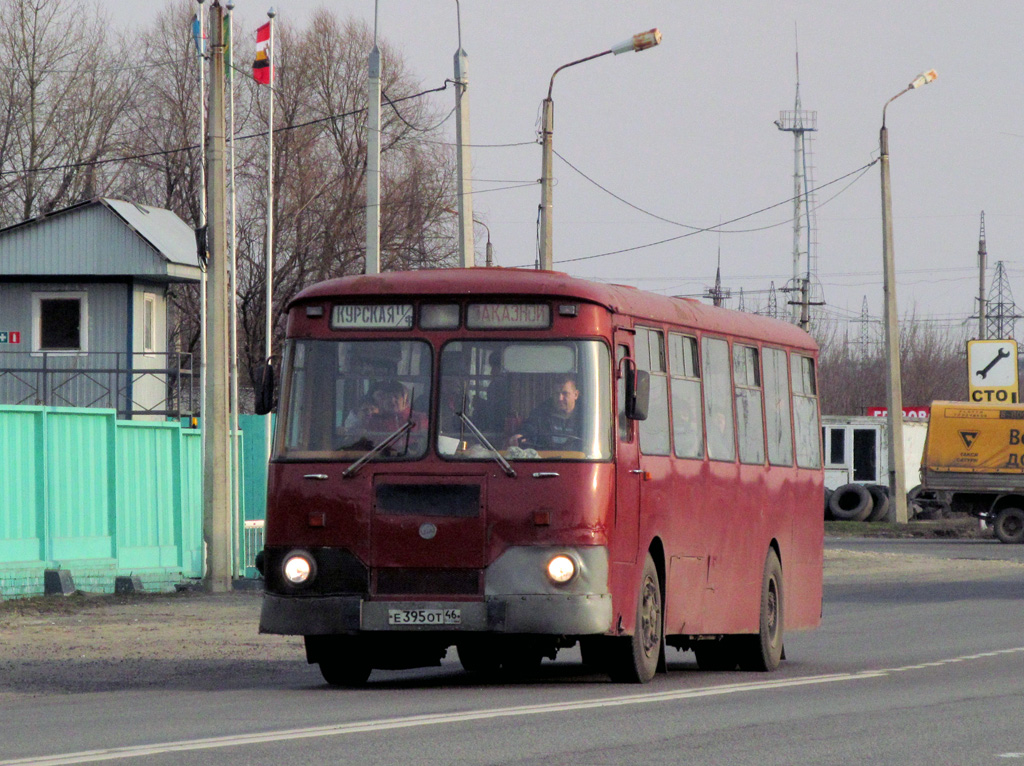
[331, 304, 413, 330]
[466, 303, 550, 330]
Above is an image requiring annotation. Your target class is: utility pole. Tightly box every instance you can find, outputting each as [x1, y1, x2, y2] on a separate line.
[978, 211, 987, 340]
[453, 1, 474, 268]
[203, 0, 231, 592]
[365, 1, 381, 275]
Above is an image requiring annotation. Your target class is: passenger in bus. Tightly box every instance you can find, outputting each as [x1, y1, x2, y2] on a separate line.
[509, 374, 582, 450]
[345, 379, 427, 442]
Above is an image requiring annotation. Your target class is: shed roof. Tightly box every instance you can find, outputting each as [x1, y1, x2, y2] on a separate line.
[0, 198, 201, 283]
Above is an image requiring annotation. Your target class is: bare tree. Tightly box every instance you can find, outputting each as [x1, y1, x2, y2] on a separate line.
[814, 313, 969, 416]
[0, 0, 139, 221]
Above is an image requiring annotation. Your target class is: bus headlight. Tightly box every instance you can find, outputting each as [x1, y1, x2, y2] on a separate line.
[546, 554, 577, 584]
[283, 551, 316, 586]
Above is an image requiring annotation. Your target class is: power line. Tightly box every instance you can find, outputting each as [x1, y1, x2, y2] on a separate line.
[520, 159, 879, 267]
[0, 81, 453, 178]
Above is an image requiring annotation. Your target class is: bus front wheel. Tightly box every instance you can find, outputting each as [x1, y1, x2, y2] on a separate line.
[735, 549, 784, 672]
[608, 553, 662, 683]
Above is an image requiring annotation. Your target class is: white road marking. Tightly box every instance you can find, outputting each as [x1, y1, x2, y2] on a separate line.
[4, 647, 1024, 765]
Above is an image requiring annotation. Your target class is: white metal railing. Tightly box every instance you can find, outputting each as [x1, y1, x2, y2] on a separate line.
[243, 519, 265, 575]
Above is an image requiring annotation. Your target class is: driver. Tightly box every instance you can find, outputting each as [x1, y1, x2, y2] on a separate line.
[510, 374, 582, 450]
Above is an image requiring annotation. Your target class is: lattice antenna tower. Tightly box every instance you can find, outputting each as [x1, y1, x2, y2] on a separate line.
[986, 260, 1022, 340]
[852, 295, 875, 359]
[767, 281, 779, 319]
[774, 34, 824, 329]
[977, 211, 987, 340]
[703, 245, 732, 308]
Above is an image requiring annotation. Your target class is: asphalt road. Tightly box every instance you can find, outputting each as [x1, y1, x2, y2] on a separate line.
[2, 539, 1023, 766]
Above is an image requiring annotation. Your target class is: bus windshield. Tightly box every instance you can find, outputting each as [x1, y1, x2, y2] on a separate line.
[438, 339, 611, 461]
[279, 339, 432, 460]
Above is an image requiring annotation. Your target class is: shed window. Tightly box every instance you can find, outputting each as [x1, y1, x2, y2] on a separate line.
[143, 293, 156, 354]
[33, 292, 87, 353]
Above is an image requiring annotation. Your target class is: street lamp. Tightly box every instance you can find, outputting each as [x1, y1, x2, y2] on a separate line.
[538, 29, 661, 271]
[879, 68, 937, 523]
[443, 207, 494, 266]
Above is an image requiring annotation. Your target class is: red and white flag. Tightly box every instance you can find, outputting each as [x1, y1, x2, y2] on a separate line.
[252, 22, 272, 84]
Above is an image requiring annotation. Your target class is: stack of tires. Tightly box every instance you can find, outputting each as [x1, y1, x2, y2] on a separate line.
[825, 483, 891, 522]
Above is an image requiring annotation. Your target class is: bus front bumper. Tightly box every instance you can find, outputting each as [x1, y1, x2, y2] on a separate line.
[260, 592, 612, 636]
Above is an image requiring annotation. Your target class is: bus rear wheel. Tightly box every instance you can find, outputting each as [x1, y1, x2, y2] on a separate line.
[608, 553, 662, 683]
[735, 549, 784, 672]
[995, 507, 1024, 544]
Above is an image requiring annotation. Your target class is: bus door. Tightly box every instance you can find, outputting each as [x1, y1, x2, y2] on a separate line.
[369, 474, 487, 594]
[613, 332, 640, 564]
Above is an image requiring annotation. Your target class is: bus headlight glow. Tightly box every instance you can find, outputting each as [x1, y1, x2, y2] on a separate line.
[283, 552, 316, 585]
[546, 554, 577, 584]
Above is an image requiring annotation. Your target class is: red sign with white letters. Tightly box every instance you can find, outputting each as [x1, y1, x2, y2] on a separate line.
[866, 406, 930, 419]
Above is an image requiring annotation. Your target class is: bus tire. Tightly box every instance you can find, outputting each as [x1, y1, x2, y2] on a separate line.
[828, 483, 873, 522]
[865, 484, 891, 522]
[318, 657, 372, 687]
[994, 507, 1024, 544]
[736, 549, 784, 672]
[608, 553, 662, 683]
[823, 488, 834, 520]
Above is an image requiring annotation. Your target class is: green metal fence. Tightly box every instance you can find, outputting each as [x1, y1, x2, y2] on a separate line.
[0, 405, 269, 598]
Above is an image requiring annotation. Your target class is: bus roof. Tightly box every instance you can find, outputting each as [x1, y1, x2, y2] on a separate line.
[290, 268, 817, 351]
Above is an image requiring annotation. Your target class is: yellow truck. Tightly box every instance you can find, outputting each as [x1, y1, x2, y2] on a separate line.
[920, 401, 1024, 543]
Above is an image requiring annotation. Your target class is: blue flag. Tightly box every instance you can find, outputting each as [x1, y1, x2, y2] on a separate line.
[191, 14, 205, 57]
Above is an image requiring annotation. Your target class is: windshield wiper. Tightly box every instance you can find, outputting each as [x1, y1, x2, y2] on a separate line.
[342, 420, 415, 478]
[457, 411, 516, 478]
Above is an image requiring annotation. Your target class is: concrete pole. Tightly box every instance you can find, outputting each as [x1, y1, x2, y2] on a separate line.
[197, 0, 207, 435]
[879, 123, 908, 523]
[203, 1, 232, 591]
[539, 97, 554, 271]
[454, 46, 474, 268]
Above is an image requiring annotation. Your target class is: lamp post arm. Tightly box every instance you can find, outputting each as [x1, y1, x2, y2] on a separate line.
[547, 49, 613, 99]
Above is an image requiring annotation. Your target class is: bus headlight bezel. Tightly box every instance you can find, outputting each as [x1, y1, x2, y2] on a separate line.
[545, 553, 578, 585]
[282, 550, 317, 587]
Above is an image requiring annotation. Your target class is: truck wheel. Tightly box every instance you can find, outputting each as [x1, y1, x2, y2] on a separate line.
[828, 483, 873, 522]
[994, 507, 1024, 544]
[736, 549, 784, 671]
[607, 553, 662, 683]
[865, 484, 890, 522]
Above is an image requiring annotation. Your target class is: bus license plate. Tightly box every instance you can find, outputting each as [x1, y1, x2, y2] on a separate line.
[388, 608, 462, 626]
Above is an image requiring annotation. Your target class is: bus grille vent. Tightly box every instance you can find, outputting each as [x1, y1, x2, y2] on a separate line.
[375, 568, 481, 595]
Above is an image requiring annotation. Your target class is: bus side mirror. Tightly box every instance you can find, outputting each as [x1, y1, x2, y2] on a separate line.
[254, 361, 275, 415]
[626, 367, 650, 421]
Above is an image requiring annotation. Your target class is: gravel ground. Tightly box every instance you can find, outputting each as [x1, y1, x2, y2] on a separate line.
[3, 537, 1022, 700]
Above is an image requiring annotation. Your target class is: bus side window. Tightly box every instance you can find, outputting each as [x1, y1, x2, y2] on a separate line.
[734, 345, 766, 465]
[702, 336, 736, 461]
[763, 347, 794, 466]
[636, 327, 670, 455]
[791, 354, 822, 468]
[669, 333, 704, 459]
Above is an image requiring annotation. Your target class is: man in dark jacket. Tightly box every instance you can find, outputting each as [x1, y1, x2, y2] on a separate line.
[511, 375, 582, 450]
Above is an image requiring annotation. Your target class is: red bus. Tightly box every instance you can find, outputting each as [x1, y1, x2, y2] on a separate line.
[256, 268, 823, 685]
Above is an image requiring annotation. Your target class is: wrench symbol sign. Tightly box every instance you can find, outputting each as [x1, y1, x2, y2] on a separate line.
[977, 348, 1011, 379]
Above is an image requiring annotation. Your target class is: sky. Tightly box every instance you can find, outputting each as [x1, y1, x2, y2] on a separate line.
[106, 1, 1024, 337]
